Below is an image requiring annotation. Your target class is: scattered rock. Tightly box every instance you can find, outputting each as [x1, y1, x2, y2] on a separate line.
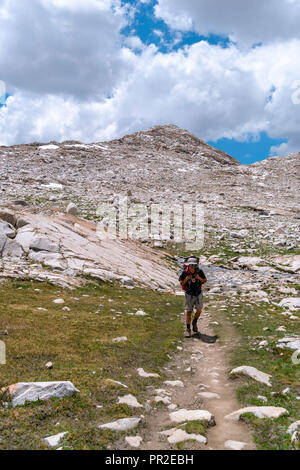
[66, 203, 78, 215]
[230, 366, 272, 387]
[117, 394, 143, 408]
[125, 436, 142, 448]
[160, 427, 178, 437]
[163, 380, 184, 388]
[238, 256, 262, 269]
[278, 298, 300, 311]
[225, 406, 289, 421]
[167, 429, 207, 445]
[168, 404, 178, 410]
[287, 420, 300, 435]
[137, 368, 160, 378]
[276, 326, 286, 332]
[14, 229, 37, 251]
[2, 237, 24, 259]
[257, 396, 268, 403]
[291, 431, 300, 449]
[120, 276, 135, 287]
[272, 255, 300, 274]
[135, 309, 147, 316]
[230, 230, 249, 239]
[0, 221, 16, 239]
[112, 336, 128, 343]
[276, 337, 300, 351]
[42, 183, 63, 190]
[224, 440, 247, 450]
[45, 362, 53, 369]
[99, 417, 141, 432]
[53, 298, 65, 304]
[198, 392, 221, 399]
[5, 381, 79, 407]
[169, 409, 215, 425]
[154, 396, 171, 405]
[0, 210, 17, 226]
[43, 432, 68, 448]
[106, 379, 128, 389]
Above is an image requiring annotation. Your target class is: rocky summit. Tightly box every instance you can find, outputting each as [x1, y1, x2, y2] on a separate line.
[0, 124, 298, 219]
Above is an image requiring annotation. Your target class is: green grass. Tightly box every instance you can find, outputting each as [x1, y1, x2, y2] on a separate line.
[0, 279, 183, 450]
[288, 284, 300, 292]
[217, 298, 300, 450]
[183, 420, 208, 436]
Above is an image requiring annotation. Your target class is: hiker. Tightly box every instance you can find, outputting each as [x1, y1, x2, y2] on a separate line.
[179, 256, 207, 337]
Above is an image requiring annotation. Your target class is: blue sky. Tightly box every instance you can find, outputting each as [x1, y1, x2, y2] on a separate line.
[0, 0, 299, 161]
[121, 0, 230, 53]
[0, 94, 9, 109]
[208, 133, 288, 165]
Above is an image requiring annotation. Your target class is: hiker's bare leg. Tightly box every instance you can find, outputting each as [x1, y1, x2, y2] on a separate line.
[194, 308, 202, 320]
[186, 311, 192, 329]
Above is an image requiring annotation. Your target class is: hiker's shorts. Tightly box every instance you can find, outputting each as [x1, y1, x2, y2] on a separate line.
[185, 293, 203, 312]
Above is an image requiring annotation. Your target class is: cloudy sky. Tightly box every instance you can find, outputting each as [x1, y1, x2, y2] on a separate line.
[0, 0, 300, 163]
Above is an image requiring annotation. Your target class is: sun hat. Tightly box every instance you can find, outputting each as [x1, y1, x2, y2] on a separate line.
[186, 256, 199, 266]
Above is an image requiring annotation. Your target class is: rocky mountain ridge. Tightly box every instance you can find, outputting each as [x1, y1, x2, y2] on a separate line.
[0, 124, 298, 216]
[0, 124, 299, 290]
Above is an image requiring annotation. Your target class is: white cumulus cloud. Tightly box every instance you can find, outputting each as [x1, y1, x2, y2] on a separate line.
[0, 0, 128, 100]
[155, 0, 300, 47]
[0, 0, 300, 156]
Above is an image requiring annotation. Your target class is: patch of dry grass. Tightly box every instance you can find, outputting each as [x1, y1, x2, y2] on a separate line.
[0, 279, 183, 449]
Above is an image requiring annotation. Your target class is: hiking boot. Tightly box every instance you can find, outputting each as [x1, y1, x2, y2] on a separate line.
[192, 318, 199, 333]
[185, 328, 192, 338]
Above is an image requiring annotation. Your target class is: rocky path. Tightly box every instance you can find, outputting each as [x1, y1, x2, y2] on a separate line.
[140, 305, 255, 451]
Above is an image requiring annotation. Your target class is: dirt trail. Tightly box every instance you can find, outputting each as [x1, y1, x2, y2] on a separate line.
[141, 307, 255, 451]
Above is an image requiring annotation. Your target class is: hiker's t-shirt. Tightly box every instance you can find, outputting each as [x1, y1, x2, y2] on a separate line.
[180, 268, 206, 297]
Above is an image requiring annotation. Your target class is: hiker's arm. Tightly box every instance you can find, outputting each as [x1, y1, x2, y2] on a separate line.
[196, 274, 207, 283]
[180, 275, 191, 287]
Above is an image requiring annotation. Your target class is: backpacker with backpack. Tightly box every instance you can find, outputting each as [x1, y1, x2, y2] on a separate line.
[178, 256, 200, 291]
